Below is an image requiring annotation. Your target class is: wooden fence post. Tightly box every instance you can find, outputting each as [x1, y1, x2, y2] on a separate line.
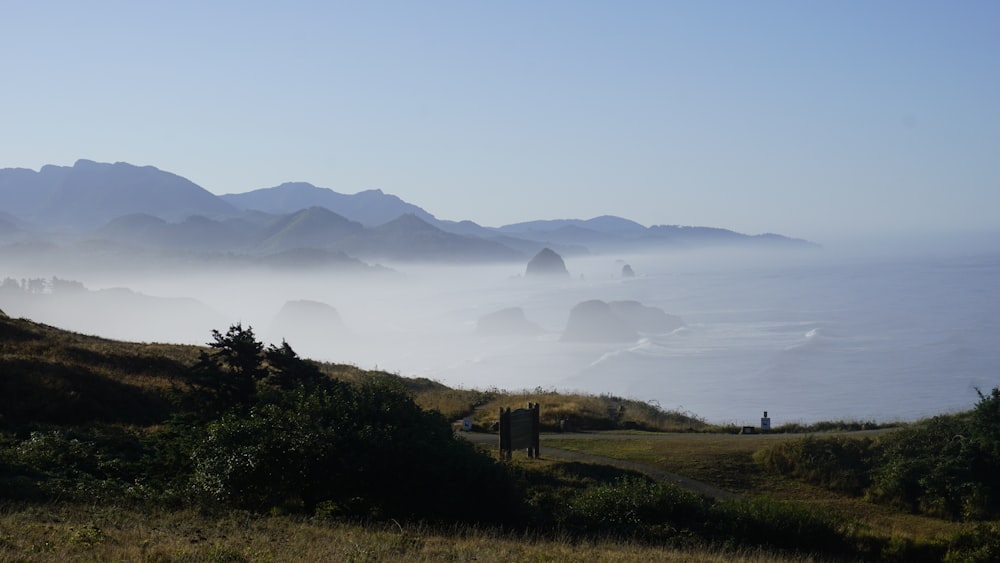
[530, 402, 540, 459]
[498, 407, 512, 460]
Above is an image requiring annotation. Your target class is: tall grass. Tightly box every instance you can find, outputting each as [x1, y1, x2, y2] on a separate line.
[0, 503, 827, 563]
[470, 389, 706, 432]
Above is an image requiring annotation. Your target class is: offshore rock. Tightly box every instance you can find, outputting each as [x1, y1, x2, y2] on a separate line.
[608, 300, 684, 333]
[476, 307, 544, 336]
[525, 247, 569, 278]
[561, 300, 638, 342]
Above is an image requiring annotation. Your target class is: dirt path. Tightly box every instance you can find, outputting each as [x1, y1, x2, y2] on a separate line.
[459, 432, 740, 500]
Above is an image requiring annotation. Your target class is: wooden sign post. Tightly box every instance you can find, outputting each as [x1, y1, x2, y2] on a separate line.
[499, 402, 540, 459]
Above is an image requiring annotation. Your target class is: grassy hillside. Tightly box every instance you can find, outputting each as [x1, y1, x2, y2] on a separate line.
[0, 314, 194, 425]
[0, 313, 700, 431]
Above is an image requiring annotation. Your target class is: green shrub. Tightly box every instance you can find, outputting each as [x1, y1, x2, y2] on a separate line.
[754, 434, 875, 494]
[190, 378, 524, 522]
[868, 414, 980, 519]
[944, 523, 1000, 562]
[0, 427, 151, 503]
[561, 476, 709, 540]
[711, 497, 850, 555]
[560, 476, 852, 555]
[760, 388, 1000, 521]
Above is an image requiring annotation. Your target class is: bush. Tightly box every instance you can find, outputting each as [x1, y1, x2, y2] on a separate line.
[711, 497, 850, 555]
[754, 434, 875, 494]
[0, 427, 150, 503]
[190, 378, 524, 522]
[868, 414, 982, 519]
[759, 388, 1000, 521]
[560, 476, 709, 540]
[560, 476, 852, 555]
[944, 523, 1000, 562]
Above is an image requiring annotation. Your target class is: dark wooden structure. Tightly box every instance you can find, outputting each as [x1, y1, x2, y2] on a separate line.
[499, 402, 540, 459]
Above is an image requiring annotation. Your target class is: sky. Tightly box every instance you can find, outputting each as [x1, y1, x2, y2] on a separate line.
[2, 1, 998, 241]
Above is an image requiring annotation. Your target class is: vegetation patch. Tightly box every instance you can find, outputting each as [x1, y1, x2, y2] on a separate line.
[757, 389, 1000, 521]
[3, 314, 1000, 561]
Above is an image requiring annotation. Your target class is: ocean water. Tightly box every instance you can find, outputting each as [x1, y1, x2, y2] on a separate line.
[325, 247, 1000, 426]
[6, 242, 1000, 426]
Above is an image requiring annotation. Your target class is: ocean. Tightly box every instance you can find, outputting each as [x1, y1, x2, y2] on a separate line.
[5, 240, 999, 427]
[327, 245, 1000, 426]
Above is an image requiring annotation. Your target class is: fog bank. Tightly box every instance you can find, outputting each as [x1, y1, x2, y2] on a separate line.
[3, 238, 998, 425]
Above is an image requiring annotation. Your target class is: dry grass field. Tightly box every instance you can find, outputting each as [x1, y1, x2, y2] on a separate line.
[0, 503, 829, 563]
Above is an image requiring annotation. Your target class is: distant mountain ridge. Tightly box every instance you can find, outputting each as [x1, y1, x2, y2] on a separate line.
[0, 159, 236, 229]
[0, 160, 817, 262]
[257, 207, 366, 254]
[221, 182, 437, 227]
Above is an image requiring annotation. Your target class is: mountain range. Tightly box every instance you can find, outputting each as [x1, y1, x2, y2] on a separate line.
[0, 159, 816, 263]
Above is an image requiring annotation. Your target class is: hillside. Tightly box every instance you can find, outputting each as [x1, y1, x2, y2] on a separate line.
[0, 315, 197, 425]
[0, 314, 691, 429]
[256, 206, 366, 253]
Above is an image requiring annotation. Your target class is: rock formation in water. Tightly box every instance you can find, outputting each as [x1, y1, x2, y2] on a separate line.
[608, 300, 684, 333]
[621, 263, 635, 278]
[562, 299, 684, 342]
[525, 247, 569, 278]
[476, 307, 544, 336]
[561, 300, 639, 342]
[268, 300, 349, 351]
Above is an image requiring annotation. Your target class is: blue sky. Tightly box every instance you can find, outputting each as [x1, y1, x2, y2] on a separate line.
[2, 1, 998, 240]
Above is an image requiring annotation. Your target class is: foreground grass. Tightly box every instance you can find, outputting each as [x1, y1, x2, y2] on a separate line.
[0, 504, 823, 563]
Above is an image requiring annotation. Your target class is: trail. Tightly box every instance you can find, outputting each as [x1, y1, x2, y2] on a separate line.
[459, 432, 740, 501]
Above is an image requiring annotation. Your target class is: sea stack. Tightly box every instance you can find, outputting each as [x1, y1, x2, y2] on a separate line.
[561, 299, 685, 342]
[525, 247, 569, 278]
[268, 299, 349, 345]
[476, 307, 544, 336]
[561, 300, 639, 342]
[608, 300, 684, 333]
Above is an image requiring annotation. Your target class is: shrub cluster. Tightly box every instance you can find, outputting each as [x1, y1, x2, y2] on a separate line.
[559, 476, 852, 556]
[754, 434, 875, 495]
[757, 388, 1000, 521]
[1, 324, 525, 524]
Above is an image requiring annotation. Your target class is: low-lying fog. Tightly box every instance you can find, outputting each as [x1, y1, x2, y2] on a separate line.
[4, 236, 999, 426]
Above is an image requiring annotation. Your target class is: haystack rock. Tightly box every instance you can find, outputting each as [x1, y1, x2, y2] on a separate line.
[525, 247, 569, 278]
[561, 300, 638, 342]
[608, 300, 684, 333]
[621, 264, 635, 278]
[476, 307, 544, 336]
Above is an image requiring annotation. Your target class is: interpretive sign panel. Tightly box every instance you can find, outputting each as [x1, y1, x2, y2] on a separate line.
[499, 403, 540, 459]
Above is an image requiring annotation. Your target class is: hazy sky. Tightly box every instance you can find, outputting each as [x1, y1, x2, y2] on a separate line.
[2, 1, 998, 240]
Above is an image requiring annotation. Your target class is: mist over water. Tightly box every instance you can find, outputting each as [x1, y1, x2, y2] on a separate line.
[3, 239, 999, 426]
